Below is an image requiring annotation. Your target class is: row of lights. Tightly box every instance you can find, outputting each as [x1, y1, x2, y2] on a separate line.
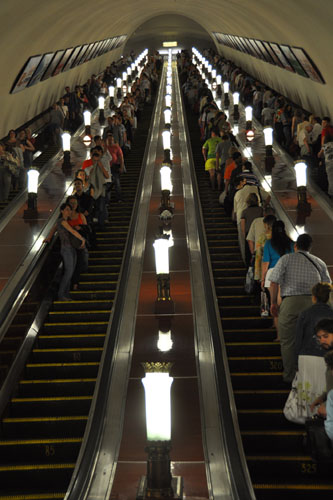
[191, 48, 310, 212]
[23, 51, 149, 219]
[139, 51, 180, 499]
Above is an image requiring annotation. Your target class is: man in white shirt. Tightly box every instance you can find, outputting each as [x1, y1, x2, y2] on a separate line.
[233, 176, 270, 262]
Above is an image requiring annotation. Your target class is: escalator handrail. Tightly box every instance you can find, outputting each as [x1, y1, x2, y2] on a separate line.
[64, 81, 161, 500]
[179, 84, 256, 499]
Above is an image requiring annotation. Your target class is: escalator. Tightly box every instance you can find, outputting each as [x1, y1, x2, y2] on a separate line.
[184, 102, 333, 499]
[0, 99, 154, 499]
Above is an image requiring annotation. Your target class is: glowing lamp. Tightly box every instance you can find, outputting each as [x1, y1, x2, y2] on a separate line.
[233, 92, 239, 105]
[216, 74, 222, 85]
[245, 106, 253, 122]
[127, 67, 131, 76]
[122, 71, 127, 81]
[116, 77, 122, 88]
[98, 96, 105, 109]
[167, 76, 172, 86]
[246, 129, 255, 142]
[108, 85, 115, 97]
[157, 331, 173, 352]
[211, 69, 216, 79]
[142, 363, 173, 441]
[98, 97, 105, 125]
[164, 108, 172, 126]
[263, 127, 273, 146]
[24, 166, 39, 218]
[27, 167, 39, 194]
[294, 160, 307, 188]
[160, 165, 172, 192]
[233, 124, 239, 135]
[223, 81, 229, 93]
[83, 110, 91, 126]
[162, 130, 171, 151]
[61, 132, 71, 152]
[166, 84, 172, 95]
[153, 236, 171, 275]
[165, 94, 172, 108]
[83, 135, 92, 147]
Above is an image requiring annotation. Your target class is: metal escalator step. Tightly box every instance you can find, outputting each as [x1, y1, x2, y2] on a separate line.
[0, 463, 75, 494]
[18, 378, 96, 397]
[234, 389, 289, 409]
[37, 334, 105, 348]
[25, 362, 99, 379]
[0, 437, 82, 463]
[0, 492, 65, 499]
[10, 395, 93, 417]
[2, 415, 88, 437]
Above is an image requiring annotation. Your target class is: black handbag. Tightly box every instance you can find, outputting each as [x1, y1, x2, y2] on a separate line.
[304, 416, 333, 462]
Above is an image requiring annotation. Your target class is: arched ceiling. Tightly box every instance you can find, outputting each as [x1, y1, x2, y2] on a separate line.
[1, 0, 332, 137]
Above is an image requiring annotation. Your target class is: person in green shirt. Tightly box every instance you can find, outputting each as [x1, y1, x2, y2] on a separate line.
[202, 128, 222, 190]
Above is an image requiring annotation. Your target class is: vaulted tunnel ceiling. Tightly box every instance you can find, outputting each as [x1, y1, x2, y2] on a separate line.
[0, 0, 332, 137]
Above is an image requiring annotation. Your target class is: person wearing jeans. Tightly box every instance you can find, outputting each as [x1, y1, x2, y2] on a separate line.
[57, 203, 85, 300]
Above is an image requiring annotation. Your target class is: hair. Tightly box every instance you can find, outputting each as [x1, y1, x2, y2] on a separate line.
[270, 220, 294, 256]
[246, 192, 259, 207]
[323, 116, 331, 123]
[312, 282, 332, 303]
[296, 233, 312, 251]
[74, 177, 83, 185]
[221, 134, 229, 141]
[211, 127, 219, 135]
[94, 145, 103, 152]
[324, 350, 333, 371]
[315, 318, 333, 334]
[232, 151, 242, 160]
[60, 202, 71, 213]
[263, 214, 276, 227]
[93, 135, 101, 142]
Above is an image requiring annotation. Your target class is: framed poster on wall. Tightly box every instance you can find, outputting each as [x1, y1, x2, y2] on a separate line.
[291, 47, 325, 84]
[28, 52, 55, 86]
[269, 43, 295, 72]
[52, 48, 73, 76]
[262, 41, 283, 67]
[10, 55, 42, 93]
[82, 43, 96, 63]
[279, 45, 308, 77]
[254, 40, 273, 64]
[75, 44, 89, 65]
[63, 45, 82, 71]
[41, 50, 65, 80]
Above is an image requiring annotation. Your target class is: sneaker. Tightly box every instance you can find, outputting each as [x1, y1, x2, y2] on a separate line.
[261, 310, 269, 317]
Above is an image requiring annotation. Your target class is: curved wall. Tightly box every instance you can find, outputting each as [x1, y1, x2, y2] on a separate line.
[0, 0, 332, 137]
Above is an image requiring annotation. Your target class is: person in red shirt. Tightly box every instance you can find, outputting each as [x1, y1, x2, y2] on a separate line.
[318, 116, 333, 157]
[82, 147, 96, 170]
